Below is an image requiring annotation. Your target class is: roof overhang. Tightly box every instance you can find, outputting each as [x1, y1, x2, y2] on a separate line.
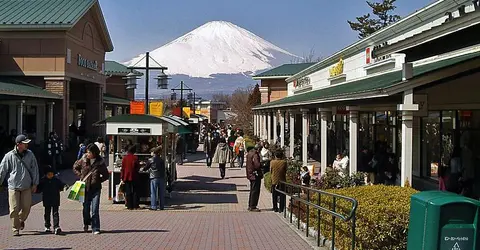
[252, 76, 289, 80]
[254, 54, 480, 110]
[373, 8, 480, 59]
[286, 0, 472, 83]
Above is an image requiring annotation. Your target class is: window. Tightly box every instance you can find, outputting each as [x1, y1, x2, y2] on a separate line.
[421, 112, 441, 178]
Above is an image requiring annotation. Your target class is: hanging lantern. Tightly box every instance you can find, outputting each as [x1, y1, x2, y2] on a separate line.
[123, 72, 140, 89]
[170, 92, 177, 101]
[155, 70, 170, 89]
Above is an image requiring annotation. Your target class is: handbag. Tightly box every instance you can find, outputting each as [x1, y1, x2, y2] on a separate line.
[67, 170, 94, 203]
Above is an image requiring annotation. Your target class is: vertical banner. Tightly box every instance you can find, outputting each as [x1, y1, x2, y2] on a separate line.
[172, 107, 181, 117]
[130, 101, 145, 114]
[182, 107, 191, 118]
[149, 101, 164, 117]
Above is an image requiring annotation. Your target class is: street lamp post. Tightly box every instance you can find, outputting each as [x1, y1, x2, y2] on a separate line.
[125, 51, 170, 114]
[171, 81, 193, 119]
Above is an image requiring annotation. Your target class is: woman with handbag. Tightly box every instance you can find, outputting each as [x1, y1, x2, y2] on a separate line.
[73, 143, 109, 235]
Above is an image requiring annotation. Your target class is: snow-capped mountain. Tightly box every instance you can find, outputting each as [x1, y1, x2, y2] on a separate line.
[124, 21, 300, 98]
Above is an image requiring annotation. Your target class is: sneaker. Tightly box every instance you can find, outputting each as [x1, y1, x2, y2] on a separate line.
[249, 208, 261, 212]
[83, 225, 89, 232]
[44, 227, 52, 233]
[13, 230, 20, 236]
[54, 228, 62, 235]
[93, 231, 101, 235]
[20, 221, 25, 230]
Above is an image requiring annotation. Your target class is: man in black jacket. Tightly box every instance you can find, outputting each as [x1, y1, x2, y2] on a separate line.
[37, 165, 68, 234]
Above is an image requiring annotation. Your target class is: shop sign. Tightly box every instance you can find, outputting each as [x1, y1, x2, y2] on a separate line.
[77, 54, 98, 71]
[293, 76, 311, 88]
[149, 101, 163, 117]
[117, 128, 151, 134]
[130, 101, 145, 114]
[370, 42, 392, 64]
[329, 58, 344, 77]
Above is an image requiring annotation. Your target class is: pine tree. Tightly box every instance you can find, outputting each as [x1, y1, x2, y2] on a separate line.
[248, 84, 261, 106]
[348, 0, 401, 39]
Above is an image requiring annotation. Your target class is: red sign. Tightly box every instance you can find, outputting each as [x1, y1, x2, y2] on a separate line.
[172, 107, 181, 117]
[130, 101, 145, 114]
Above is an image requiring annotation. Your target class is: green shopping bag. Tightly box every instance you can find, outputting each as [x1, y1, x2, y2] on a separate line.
[67, 180, 86, 202]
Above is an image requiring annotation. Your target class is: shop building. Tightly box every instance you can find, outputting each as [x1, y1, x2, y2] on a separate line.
[194, 100, 227, 123]
[104, 60, 138, 117]
[253, 63, 314, 104]
[0, 0, 114, 144]
[253, 0, 480, 191]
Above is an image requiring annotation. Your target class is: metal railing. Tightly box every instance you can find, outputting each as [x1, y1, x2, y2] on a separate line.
[275, 181, 358, 250]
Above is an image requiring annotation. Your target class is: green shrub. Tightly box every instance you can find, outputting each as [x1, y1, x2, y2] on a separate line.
[311, 167, 365, 189]
[290, 185, 418, 250]
[264, 172, 272, 192]
[244, 137, 255, 150]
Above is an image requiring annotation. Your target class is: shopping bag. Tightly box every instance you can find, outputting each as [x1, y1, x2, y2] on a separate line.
[67, 180, 86, 203]
[115, 184, 125, 202]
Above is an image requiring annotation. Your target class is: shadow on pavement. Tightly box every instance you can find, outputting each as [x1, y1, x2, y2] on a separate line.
[64, 229, 169, 235]
[169, 193, 238, 205]
[6, 248, 72, 250]
[168, 205, 204, 210]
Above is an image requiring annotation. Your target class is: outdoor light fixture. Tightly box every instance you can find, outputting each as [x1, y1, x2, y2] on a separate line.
[155, 70, 170, 89]
[170, 91, 177, 101]
[124, 72, 140, 89]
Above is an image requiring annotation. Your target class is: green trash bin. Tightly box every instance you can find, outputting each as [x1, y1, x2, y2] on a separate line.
[407, 191, 480, 250]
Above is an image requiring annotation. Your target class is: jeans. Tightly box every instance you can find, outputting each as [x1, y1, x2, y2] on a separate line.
[219, 163, 226, 178]
[150, 178, 165, 210]
[83, 190, 101, 232]
[272, 184, 286, 212]
[248, 178, 261, 209]
[237, 151, 244, 168]
[176, 153, 183, 165]
[124, 181, 139, 209]
[206, 154, 212, 167]
[44, 206, 60, 229]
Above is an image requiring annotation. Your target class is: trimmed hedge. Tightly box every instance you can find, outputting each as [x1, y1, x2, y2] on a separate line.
[290, 185, 418, 250]
[264, 172, 272, 192]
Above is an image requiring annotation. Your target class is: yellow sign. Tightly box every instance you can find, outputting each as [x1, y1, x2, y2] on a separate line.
[329, 57, 344, 77]
[149, 101, 163, 117]
[182, 107, 191, 118]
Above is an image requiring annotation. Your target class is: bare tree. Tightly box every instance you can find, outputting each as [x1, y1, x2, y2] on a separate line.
[290, 47, 323, 63]
[228, 85, 255, 136]
[212, 92, 232, 107]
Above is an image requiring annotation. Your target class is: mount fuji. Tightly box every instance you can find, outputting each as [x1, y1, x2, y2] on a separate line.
[124, 21, 300, 99]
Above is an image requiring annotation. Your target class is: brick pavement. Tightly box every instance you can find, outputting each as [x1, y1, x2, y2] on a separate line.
[0, 152, 313, 250]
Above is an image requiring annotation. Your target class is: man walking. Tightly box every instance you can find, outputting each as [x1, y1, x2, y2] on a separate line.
[0, 134, 39, 236]
[270, 151, 287, 212]
[246, 144, 262, 212]
[175, 133, 185, 165]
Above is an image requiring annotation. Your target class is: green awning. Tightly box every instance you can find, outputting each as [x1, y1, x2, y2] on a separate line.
[178, 126, 192, 134]
[104, 93, 130, 105]
[0, 77, 62, 99]
[254, 51, 480, 109]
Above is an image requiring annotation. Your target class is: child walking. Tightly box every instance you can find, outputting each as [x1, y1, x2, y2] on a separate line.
[37, 165, 68, 234]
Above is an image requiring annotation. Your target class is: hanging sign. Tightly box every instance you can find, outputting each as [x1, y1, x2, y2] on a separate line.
[149, 101, 163, 117]
[130, 101, 145, 114]
[182, 107, 191, 118]
[117, 128, 151, 134]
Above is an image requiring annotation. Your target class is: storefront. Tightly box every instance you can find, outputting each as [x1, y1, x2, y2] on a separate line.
[253, 0, 480, 192]
[0, 0, 114, 145]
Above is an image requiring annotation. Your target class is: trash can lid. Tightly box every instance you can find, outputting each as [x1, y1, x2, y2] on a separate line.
[412, 191, 480, 206]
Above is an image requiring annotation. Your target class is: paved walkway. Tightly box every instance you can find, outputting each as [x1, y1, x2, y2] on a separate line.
[0, 151, 313, 250]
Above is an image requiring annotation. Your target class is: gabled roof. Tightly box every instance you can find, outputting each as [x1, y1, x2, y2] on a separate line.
[105, 61, 142, 76]
[252, 63, 315, 79]
[254, 51, 480, 110]
[0, 0, 114, 52]
[103, 93, 130, 105]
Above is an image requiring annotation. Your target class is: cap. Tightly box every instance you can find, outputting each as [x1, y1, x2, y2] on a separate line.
[44, 165, 54, 174]
[15, 134, 31, 144]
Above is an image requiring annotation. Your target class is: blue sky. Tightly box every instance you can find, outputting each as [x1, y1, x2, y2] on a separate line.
[100, 0, 434, 63]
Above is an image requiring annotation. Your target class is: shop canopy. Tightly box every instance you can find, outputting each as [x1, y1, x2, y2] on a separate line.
[103, 93, 130, 106]
[253, 51, 480, 110]
[93, 114, 190, 134]
[0, 77, 62, 99]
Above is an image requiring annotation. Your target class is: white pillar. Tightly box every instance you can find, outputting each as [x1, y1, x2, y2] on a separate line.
[348, 107, 359, 175]
[267, 111, 272, 143]
[301, 109, 309, 166]
[289, 110, 295, 158]
[320, 108, 331, 175]
[273, 111, 278, 144]
[17, 100, 25, 133]
[256, 113, 260, 137]
[398, 89, 418, 187]
[280, 110, 285, 148]
[253, 113, 257, 136]
[262, 112, 267, 140]
[48, 102, 55, 134]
